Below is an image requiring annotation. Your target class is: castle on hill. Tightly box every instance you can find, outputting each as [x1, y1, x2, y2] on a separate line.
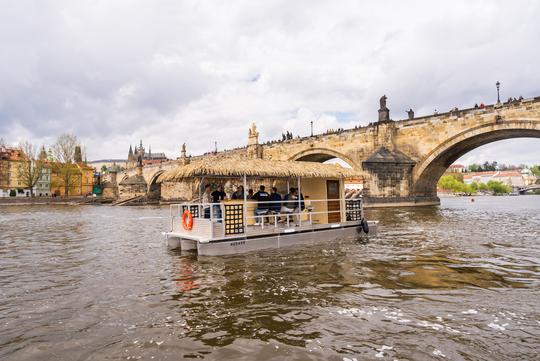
[127, 140, 168, 168]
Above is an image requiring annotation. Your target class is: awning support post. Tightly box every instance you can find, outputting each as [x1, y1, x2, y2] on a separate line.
[199, 176, 205, 201]
[297, 176, 301, 227]
[243, 174, 248, 233]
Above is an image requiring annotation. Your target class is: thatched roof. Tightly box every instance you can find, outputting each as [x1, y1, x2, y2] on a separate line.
[158, 157, 360, 182]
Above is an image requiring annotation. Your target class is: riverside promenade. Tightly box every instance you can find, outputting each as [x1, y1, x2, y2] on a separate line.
[0, 197, 100, 206]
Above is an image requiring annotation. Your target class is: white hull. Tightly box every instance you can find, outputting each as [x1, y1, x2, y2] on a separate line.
[166, 221, 378, 256]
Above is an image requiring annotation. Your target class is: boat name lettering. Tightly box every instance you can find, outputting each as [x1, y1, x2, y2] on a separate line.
[230, 241, 246, 247]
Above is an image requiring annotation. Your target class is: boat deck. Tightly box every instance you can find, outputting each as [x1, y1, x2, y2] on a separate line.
[166, 220, 363, 243]
[166, 219, 378, 256]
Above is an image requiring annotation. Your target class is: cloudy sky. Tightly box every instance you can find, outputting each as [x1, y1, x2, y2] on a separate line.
[1, 0, 539, 166]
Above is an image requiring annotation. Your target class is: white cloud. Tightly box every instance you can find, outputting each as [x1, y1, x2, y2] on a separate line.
[0, 0, 539, 164]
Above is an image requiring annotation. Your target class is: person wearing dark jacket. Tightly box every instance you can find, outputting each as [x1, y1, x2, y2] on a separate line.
[269, 187, 282, 213]
[210, 185, 226, 222]
[232, 185, 244, 200]
[281, 188, 304, 225]
[252, 185, 270, 225]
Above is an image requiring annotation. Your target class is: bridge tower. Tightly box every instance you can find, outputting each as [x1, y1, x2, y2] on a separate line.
[361, 96, 427, 205]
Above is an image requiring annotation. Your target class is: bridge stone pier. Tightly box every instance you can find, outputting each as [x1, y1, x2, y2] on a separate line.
[120, 96, 540, 207]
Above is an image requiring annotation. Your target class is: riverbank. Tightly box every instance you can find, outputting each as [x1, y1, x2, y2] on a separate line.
[0, 197, 106, 206]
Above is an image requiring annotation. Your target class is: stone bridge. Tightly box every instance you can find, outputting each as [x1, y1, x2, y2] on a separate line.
[120, 96, 540, 206]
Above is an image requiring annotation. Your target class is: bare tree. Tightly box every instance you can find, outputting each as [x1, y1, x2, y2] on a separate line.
[16, 141, 44, 197]
[52, 134, 79, 197]
[0, 140, 9, 190]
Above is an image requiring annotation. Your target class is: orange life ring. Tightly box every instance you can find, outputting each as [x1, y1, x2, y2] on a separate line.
[182, 210, 193, 231]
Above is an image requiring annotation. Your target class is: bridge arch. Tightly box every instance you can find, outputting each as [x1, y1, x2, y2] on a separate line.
[147, 170, 165, 200]
[290, 148, 360, 169]
[412, 119, 540, 197]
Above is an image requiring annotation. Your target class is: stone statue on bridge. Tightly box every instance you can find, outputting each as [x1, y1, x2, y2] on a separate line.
[247, 122, 260, 150]
[378, 95, 391, 122]
[179, 143, 190, 165]
[407, 108, 414, 120]
[181, 143, 187, 157]
[248, 122, 258, 138]
[379, 95, 388, 110]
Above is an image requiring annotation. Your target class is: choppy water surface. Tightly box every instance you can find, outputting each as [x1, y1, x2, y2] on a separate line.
[1, 196, 539, 360]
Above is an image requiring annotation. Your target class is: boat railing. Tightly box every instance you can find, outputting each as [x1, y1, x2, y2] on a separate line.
[169, 198, 364, 238]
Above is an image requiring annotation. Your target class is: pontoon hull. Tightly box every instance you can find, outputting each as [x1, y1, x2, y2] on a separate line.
[166, 221, 378, 256]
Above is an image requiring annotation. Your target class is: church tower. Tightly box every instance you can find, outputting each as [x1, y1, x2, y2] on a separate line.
[127, 144, 136, 168]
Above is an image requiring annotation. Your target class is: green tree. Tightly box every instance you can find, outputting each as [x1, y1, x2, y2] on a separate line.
[481, 161, 498, 171]
[530, 165, 540, 177]
[486, 180, 511, 194]
[438, 175, 473, 194]
[74, 145, 83, 163]
[477, 182, 489, 191]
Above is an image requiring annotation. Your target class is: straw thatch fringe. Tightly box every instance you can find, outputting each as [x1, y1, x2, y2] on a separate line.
[158, 157, 360, 183]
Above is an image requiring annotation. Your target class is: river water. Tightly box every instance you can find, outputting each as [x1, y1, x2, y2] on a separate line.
[1, 196, 539, 360]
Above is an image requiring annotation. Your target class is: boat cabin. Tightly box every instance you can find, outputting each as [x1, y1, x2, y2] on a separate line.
[159, 158, 376, 255]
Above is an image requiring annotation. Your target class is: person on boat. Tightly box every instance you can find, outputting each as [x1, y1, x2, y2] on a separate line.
[283, 188, 306, 225]
[282, 188, 298, 224]
[202, 184, 212, 218]
[269, 187, 282, 222]
[211, 185, 226, 221]
[248, 188, 254, 198]
[231, 185, 244, 199]
[252, 185, 270, 224]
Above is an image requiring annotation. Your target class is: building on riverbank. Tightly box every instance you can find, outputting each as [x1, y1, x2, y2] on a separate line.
[448, 164, 466, 173]
[0, 147, 32, 197]
[0, 145, 11, 197]
[33, 165, 52, 197]
[1, 145, 51, 197]
[88, 159, 126, 173]
[463, 169, 536, 189]
[50, 163, 94, 196]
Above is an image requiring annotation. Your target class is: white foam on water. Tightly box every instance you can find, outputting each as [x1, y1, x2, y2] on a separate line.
[461, 309, 478, 314]
[488, 322, 508, 331]
[375, 345, 393, 358]
[337, 308, 367, 315]
[417, 320, 444, 331]
[433, 349, 446, 357]
[397, 319, 412, 323]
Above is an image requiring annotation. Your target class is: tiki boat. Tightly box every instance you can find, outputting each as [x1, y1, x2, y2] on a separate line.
[159, 158, 378, 256]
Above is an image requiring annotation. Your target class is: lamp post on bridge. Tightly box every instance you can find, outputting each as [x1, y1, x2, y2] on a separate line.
[496, 81, 501, 104]
[310, 120, 314, 137]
